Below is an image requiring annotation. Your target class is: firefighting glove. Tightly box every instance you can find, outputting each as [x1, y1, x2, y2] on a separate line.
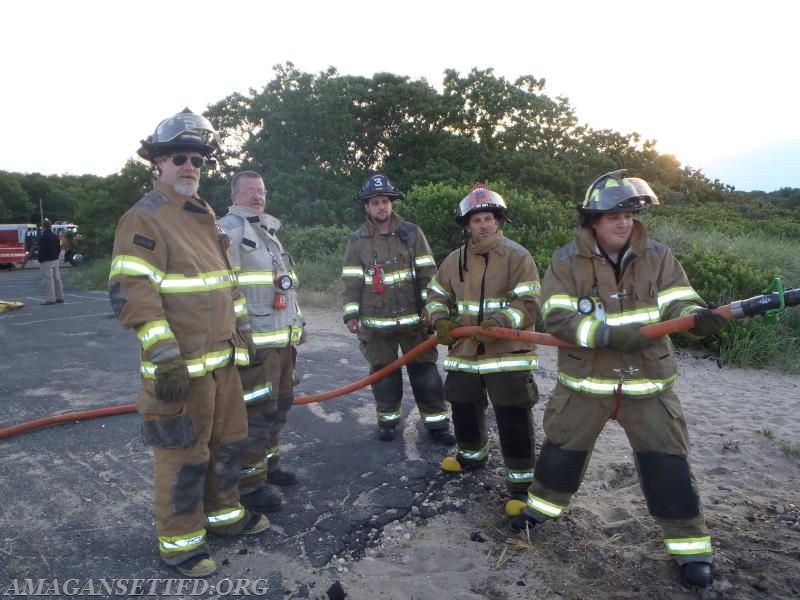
[433, 318, 458, 346]
[472, 318, 501, 344]
[599, 323, 655, 353]
[691, 308, 728, 337]
[154, 356, 191, 403]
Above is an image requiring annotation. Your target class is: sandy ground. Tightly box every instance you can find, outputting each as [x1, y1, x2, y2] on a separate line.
[300, 306, 800, 600]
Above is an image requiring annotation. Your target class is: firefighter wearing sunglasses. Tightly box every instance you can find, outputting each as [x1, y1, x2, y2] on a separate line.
[511, 170, 727, 588]
[341, 173, 455, 445]
[109, 108, 268, 578]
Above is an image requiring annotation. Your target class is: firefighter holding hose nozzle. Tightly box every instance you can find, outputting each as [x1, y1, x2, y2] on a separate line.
[511, 170, 727, 589]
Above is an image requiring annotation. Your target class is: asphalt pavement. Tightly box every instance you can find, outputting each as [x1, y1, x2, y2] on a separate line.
[0, 265, 488, 599]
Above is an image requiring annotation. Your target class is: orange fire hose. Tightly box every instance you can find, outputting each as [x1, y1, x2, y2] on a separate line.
[0, 303, 758, 440]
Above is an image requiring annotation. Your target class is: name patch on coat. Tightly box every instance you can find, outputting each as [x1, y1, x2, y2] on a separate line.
[132, 233, 157, 252]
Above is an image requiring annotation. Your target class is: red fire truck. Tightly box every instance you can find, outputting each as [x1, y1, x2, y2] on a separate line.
[0, 224, 37, 270]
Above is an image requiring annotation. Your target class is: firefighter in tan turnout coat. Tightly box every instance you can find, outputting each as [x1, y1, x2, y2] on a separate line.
[510, 170, 728, 589]
[108, 109, 268, 578]
[426, 184, 541, 513]
[342, 173, 455, 445]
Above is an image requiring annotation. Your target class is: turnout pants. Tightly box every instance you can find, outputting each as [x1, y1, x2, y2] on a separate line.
[238, 346, 296, 492]
[358, 326, 449, 431]
[445, 370, 538, 494]
[137, 363, 249, 565]
[526, 384, 711, 565]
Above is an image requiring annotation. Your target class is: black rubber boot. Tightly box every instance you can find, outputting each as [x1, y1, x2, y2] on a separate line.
[268, 468, 298, 486]
[378, 426, 395, 441]
[240, 487, 282, 513]
[681, 562, 713, 588]
[510, 514, 537, 533]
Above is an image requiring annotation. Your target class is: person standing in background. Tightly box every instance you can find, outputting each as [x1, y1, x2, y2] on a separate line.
[38, 219, 64, 305]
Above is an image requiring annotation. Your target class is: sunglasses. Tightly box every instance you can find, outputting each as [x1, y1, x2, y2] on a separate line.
[171, 154, 205, 168]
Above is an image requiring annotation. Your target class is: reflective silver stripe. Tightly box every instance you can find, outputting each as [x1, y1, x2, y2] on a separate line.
[419, 412, 449, 424]
[577, 316, 602, 348]
[240, 461, 264, 477]
[425, 301, 449, 319]
[658, 286, 700, 312]
[542, 294, 577, 318]
[557, 372, 676, 396]
[526, 493, 564, 518]
[109, 255, 165, 285]
[664, 536, 712, 555]
[511, 281, 540, 297]
[506, 469, 534, 482]
[498, 307, 523, 329]
[243, 382, 271, 404]
[456, 298, 508, 315]
[266, 445, 280, 460]
[378, 410, 402, 424]
[443, 356, 538, 374]
[233, 297, 248, 317]
[237, 271, 273, 285]
[158, 530, 205, 552]
[341, 266, 364, 278]
[136, 320, 175, 350]
[380, 269, 413, 285]
[206, 505, 245, 526]
[159, 271, 235, 293]
[142, 349, 235, 379]
[603, 307, 660, 326]
[457, 444, 489, 461]
[427, 277, 450, 298]
[415, 255, 435, 267]
[253, 328, 302, 346]
[362, 314, 421, 328]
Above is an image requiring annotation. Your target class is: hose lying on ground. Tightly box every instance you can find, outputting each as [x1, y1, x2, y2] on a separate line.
[3, 285, 797, 440]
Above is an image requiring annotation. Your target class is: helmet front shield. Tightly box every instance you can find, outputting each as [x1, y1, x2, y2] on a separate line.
[580, 170, 659, 214]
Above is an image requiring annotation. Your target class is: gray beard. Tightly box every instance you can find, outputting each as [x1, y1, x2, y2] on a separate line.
[173, 180, 199, 196]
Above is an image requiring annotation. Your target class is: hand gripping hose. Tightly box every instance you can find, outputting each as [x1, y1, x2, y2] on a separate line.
[2, 284, 797, 440]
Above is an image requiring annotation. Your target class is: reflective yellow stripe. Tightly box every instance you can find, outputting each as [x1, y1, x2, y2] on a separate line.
[443, 355, 538, 374]
[658, 286, 700, 314]
[158, 529, 206, 553]
[237, 271, 273, 285]
[511, 281, 541, 297]
[457, 444, 489, 461]
[415, 255, 435, 267]
[507, 469, 534, 482]
[206, 505, 245, 527]
[243, 382, 271, 404]
[253, 327, 303, 346]
[664, 536, 712, 556]
[378, 410, 401, 424]
[159, 270, 235, 293]
[109, 255, 165, 285]
[136, 320, 175, 350]
[341, 266, 363, 278]
[419, 411, 449, 424]
[542, 294, 577, 318]
[141, 348, 236, 379]
[362, 314, 421, 328]
[526, 493, 564, 518]
[557, 372, 676, 395]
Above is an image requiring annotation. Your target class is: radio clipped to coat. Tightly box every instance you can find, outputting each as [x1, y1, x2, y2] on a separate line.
[367, 251, 385, 294]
